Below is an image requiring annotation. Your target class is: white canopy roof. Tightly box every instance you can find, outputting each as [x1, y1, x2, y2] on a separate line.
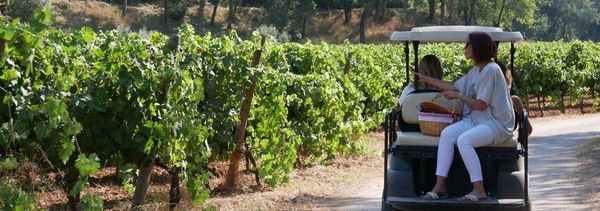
[390, 26, 523, 42]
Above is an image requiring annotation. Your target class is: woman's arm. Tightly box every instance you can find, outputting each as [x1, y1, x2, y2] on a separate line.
[443, 90, 487, 111]
[414, 72, 458, 91]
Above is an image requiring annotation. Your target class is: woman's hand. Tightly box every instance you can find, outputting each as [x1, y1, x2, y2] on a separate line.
[444, 90, 488, 110]
[442, 90, 460, 100]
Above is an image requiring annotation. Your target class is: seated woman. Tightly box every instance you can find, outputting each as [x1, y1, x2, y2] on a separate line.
[398, 55, 445, 106]
[415, 32, 516, 202]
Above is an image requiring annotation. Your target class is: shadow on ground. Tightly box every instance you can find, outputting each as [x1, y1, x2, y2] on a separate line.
[529, 130, 600, 211]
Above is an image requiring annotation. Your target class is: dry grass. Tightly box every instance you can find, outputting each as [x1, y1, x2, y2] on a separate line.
[49, 1, 440, 43]
[52, 0, 128, 31]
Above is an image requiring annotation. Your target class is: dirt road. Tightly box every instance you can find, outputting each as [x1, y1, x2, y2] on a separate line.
[321, 113, 600, 210]
[527, 113, 600, 210]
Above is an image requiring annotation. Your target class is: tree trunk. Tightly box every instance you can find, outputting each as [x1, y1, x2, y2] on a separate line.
[463, 6, 468, 25]
[440, 0, 446, 20]
[344, 0, 352, 24]
[428, 0, 436, 21]
[494, 0, 506, 27]
[537, 96, 544, 117]
[375, 3, 387, 23]
[537, 97, 546, 117]
[122, 0, 127, 15]
[210, 1, 218, 26]
[301, 15, 307, 39]
[560, 94, 565, 113]
[1, 0, 7, 17]
[226, 3, 237, 30]
[448, 0, 453, 21]
[224, 37, 265, 189]
[359, 6, 370, 44]
[468, 0, 476, 25]
[197, 0, 206, 32]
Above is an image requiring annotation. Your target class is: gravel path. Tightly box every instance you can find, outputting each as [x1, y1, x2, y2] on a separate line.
[332, 113, 600, 211]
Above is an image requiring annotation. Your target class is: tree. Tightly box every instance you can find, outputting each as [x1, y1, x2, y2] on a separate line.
[447, 0, 454, 21]
[428, 0, 436, 20]
[537, 0, 599, 41]
[163, 0, 192, 22]
[123, 0, 127, 15]
[292, 0, 317, 38]
[467, 0, 475, 25]
[344, 0, 353, 24]
[210, 0, 219, 26]
[440, 0, 446, 20]
[358, 1, 373, 43]
[226, 0, 242, 29]
[197, 0, 207, 32]
[2, 0, 50, 22]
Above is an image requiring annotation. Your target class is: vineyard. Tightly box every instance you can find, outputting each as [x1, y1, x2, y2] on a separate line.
[1, 9, 599, 210]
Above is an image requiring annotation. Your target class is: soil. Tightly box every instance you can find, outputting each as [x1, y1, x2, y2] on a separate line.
[525, 94, 598, 118]
[27, 133, 384, 210]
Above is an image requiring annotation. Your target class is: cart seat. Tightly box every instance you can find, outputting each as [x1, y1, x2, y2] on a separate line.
[396, 92, 517, 148]
[394, 132, 518, 147]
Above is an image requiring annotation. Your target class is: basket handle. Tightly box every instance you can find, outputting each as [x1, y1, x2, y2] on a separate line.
[429, 92, 460, 115]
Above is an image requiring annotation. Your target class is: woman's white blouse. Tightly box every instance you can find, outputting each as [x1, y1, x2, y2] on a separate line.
[454, 62, 515, 144]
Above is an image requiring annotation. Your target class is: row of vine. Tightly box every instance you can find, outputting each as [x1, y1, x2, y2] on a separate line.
[1, 8, 599, 210]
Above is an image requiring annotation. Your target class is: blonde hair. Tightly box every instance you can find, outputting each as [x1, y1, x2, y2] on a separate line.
[417, 55, 444, 90]
[496, 61, 513, 89]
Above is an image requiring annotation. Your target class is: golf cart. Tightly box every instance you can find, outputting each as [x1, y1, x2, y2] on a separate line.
[382, 26, 530, 211]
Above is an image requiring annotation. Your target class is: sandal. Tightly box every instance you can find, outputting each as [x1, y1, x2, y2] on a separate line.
[456, 194, 489, 202]
[422, 191, 449, 200]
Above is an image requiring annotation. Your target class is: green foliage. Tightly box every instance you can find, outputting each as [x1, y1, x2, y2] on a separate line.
[75, 154, 101, 177]
[0, 157, 17, 172]
[3, 0, 51, 23]
[163, 0, 193, 21]
[80, 194, 104, 211]
[0, 177, 36, 211]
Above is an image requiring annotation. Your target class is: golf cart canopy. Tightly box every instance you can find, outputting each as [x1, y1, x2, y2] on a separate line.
[390, 26, 523, 42]
[392, 26, 523, 94]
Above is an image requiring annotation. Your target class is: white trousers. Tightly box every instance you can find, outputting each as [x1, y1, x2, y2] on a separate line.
[435, 120, 493, 182]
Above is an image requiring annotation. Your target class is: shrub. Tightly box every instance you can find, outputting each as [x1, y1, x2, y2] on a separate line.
[4, 0, 51, 22]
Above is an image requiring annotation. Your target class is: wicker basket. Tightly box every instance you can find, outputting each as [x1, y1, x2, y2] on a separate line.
[418, 93, 459, 136]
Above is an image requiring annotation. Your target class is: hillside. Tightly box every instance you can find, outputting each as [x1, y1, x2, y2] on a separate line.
[50, 0, 442, 43]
